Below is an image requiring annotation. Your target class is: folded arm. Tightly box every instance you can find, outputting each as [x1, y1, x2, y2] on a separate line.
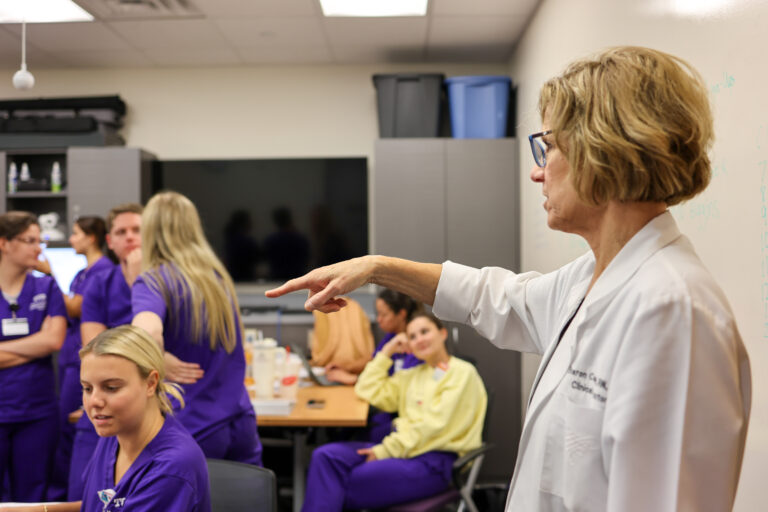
[0, 315, 66, 358]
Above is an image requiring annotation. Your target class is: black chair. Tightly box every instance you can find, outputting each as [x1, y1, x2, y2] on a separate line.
[382, 388, 496, 512]
[206, 458, 278, 512]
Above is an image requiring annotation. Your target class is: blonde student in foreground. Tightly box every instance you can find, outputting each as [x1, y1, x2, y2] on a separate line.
[5, 325, 211, 511]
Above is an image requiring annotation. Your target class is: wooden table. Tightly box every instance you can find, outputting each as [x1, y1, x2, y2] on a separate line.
[257, 385, 369, 512]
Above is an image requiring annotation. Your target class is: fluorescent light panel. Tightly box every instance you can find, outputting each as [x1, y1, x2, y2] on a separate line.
[0, 0, 94, 23]
[320, 0, 428, 17]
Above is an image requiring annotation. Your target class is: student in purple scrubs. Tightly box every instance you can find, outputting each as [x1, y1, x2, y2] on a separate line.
[0, 211, 67, 501]
[68, 204, 143, 501]
[47, 216, 111, 501]
[12, 325, 211, 512]
[132, 191, 262, 465]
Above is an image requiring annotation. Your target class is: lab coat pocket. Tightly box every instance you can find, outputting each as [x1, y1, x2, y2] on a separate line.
[540, 400, 607, 511]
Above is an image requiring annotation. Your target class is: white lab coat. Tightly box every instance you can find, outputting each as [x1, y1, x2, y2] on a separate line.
[433, 211, 751, 512]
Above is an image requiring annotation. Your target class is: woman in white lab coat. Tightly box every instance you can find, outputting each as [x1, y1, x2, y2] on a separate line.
[267, 46, 751, 512]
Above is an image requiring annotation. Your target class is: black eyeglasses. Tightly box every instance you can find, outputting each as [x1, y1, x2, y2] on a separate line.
[528, 130, 552, 168]
[14, 236, 45, 247]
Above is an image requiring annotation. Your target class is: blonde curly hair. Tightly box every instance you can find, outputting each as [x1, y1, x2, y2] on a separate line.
[539, 46, 713, 206]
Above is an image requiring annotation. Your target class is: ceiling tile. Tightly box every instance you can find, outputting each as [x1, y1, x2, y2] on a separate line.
[0, 1, 538, 68]
[143, 47, 242, 67]
[236, 45, 332, 64]
[51, 50, 154, 68]
[215, 18, 326, 47]
[331, 45, 427, 64]
[192, 0, 320, 17]
[2, 22, 132, 52]
[426, 44, 512, 63]
[323, 17, 428, 47]
[431, 0, 540, 16]
[107, 19, 232, 50]
[429, 15, 528, 46]
[0, 27, 21, 56]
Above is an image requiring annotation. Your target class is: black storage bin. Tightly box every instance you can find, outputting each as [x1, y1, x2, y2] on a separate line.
[372, 73, 444, 138]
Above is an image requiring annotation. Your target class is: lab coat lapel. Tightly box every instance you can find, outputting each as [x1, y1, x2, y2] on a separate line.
[526, 276, 591, 411]
[578, 211, 682, 322]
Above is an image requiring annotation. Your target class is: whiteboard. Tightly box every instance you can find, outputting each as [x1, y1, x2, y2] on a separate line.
[510, 0, 768, 508]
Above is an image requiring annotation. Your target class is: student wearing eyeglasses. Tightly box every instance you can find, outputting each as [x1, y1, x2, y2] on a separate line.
[268, 46, 751, 512]
[0, 211, 67, 502]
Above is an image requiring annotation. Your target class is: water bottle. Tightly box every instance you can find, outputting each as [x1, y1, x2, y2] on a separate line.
[51, 161, 62, 192]
[7, 162, 17, 194]
[20, 162, 30, 182]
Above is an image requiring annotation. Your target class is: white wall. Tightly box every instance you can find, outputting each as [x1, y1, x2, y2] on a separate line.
[509, 0, 767, 508]
[0, 63, 506, 160]
[0, 61, 506, 255]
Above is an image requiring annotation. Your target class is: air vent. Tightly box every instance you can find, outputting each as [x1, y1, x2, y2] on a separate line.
[74, 0, 203, 20]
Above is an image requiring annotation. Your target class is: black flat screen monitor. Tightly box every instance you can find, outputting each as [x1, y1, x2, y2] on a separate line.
[151, 158, 368, 283]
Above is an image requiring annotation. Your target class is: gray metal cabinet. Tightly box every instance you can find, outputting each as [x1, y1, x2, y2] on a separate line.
[68, 147, 155, 221]
[0, 147, 154, 240]
[374, 138, 521, 483]
[373, 139, 446, 263]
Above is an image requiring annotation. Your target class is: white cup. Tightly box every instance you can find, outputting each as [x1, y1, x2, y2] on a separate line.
[252, 338, 278, 399]
[280, 358, 302, 401]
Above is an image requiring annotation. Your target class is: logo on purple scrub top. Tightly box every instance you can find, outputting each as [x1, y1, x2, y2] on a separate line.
[30, 293, 47, 311]
[98, 488, 115, 505]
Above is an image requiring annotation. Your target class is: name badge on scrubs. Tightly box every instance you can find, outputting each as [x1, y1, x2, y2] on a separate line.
[2, 317, 29, 336]
[433, 362, 449, 381]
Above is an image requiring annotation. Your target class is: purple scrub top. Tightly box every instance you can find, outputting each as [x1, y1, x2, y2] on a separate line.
[0, 274, 66, 422]
[80, 414, 211, 512]
[81, 262, 133, 329]
[59, 256, 113, 369]
[374, 332, 423, 376]
[132, 265, 254, 438]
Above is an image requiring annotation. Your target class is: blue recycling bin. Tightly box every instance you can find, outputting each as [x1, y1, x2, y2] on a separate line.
[445, 75, 511, 138]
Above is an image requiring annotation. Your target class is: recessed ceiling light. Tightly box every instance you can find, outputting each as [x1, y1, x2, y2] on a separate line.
[319, 0, 428, 17]
[0, 0, 94, 23]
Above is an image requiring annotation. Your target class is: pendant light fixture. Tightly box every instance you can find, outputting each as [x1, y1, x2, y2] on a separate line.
[12, 21, 35, 90]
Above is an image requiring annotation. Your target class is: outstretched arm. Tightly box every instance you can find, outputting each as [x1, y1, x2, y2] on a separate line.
[265, 255, 442, 313]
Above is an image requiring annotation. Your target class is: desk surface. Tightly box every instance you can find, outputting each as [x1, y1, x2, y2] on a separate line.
[258, 385, 369, 428]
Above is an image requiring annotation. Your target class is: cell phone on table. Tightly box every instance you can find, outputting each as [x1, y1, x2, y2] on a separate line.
[307, 399, 325, 409]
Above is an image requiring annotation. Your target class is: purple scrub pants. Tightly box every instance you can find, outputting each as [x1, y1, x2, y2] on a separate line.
[196, 411, 263, 467]
[367, 411, 395, 444]
[0, 413, 58, 501]
[67, 422, 99, 501]
[302, 441, 455, 511]
[47, 364, 81, 500]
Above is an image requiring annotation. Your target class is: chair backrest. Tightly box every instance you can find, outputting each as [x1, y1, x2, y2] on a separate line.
[207, 458, 277, 512]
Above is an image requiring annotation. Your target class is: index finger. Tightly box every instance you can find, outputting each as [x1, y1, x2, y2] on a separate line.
[265, 275, 313, 298]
